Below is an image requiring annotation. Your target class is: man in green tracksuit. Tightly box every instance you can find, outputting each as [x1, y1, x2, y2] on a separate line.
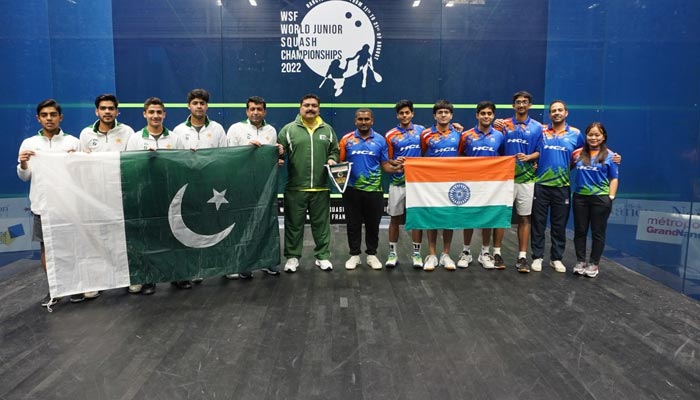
[278, 93, 340, 272]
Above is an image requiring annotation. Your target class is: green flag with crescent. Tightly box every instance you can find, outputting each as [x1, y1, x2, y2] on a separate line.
[32, 146, 280, 297]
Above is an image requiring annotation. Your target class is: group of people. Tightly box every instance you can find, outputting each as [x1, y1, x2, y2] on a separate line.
[16, 90, 619, 309]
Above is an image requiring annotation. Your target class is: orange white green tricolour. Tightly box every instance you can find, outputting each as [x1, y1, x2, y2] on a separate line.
[405, 156, 516, 230]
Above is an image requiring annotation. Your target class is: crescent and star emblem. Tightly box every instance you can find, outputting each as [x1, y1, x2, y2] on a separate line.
[167, 184, 235, 248]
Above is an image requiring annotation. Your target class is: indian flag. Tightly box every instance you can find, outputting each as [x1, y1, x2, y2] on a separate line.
[405, 156, 515, 230]
[31, 146, 280, 298]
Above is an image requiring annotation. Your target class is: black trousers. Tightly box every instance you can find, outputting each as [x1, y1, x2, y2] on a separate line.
[531, 184, 570, 261]
[573, 193, 612, 264]
[343, 186, 384, 256]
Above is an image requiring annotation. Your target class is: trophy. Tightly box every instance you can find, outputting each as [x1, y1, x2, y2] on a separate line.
[326, 162, 352, 193]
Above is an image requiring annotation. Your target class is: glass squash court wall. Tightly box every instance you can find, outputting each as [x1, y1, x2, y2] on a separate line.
[1, 1, 698, 299]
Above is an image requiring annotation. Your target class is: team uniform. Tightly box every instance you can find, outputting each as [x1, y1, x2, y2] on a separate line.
[18, 129, 81, 241]
[227, 119, 277, 147]
[339, 129, 389, 262]
[277, 115, 339, 266]
[173, 116, 226, 150]
[125, 127, 185, 151]
[571, 148, 619, 275]
[420, 124, 462, 270]
[421, 125, 461, 157]
[531, 123, 585, 264]
[497, 117, 543, 215]
[384, 123, 424, 216]
[459, 125, 506, 269]
[79, 120, 134, 152]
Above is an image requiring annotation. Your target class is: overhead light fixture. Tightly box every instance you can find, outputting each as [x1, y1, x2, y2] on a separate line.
[412, 0, 421, 6]
[216, 0, 222, 6]
[445, 1, 455, 7]
[249, 0, 257, 6]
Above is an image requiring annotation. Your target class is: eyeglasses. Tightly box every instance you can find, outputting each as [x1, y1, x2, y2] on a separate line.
[514, 100, 530, 105]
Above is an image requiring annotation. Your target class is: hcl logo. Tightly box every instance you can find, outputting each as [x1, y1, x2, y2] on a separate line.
[351, 150, 375, 155]
[507, 138, 528, 144]
[576, 165, 599, 171]
[399, 144, 420, 152]
[435, 147, 457, 153]
[472, 146, 495, 152]
[544, 145, 567, 151]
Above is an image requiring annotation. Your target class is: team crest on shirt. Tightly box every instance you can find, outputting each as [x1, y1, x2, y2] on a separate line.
[89, 139, 99, 148]
[280, 0, 383, 97]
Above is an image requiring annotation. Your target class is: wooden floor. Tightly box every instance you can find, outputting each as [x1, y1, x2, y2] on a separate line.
[1, 226, 699, 400]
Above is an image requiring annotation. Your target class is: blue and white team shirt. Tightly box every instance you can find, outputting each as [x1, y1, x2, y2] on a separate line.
[497, 116, 543, 183]
[536, 123, 585, 187]
[339, 129, 389, 192]
[571, 148, 619, 195]
[420, 125, 461, 158]
[385, 123, 424, 186]
[460, 125, 505, 157]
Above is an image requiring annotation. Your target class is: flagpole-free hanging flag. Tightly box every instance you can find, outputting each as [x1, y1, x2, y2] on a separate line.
[32, 146, 281, 298]
[404, 156, 515, 230]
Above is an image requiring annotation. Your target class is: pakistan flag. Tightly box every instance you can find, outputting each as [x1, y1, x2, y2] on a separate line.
[32, 146, 280, 298]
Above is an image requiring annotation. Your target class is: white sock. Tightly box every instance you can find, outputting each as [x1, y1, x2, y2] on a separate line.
[493, 247, 501, 256]
[481, 246, 489, 255]
[462, 245, 471, 253]
[518, 251, 527, 259]
[412, 242, 421, 253]
[389, 242, 397, 252]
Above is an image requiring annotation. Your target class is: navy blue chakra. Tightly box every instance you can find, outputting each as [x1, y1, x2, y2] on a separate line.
[448, 183, 470, 205]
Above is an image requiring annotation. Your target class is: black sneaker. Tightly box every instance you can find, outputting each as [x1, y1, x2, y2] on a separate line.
[41, 293, 62, 307]
[494, 254, 506, 270]
[261, 265, 280, 275]
[516, 257, 530, 273]
[142, 283, 156, 295]
[70, 293, 86, 303]
[239, 272, 253, 279]
[171, 280, 193, 289]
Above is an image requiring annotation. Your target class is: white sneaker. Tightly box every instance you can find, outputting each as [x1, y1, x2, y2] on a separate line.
[315, 259, 333, 271]
[366, 255, 383, 270]
[457, 251, 472, 268]
[345, 255, 361, 270]
[478, 253, 495, 269]
[423, 255, 438, 271]
[128, 284, 142, 293]
[550, 260, 566, 273]
[412, 252, 423, 268]
[584, 264, 599, 278]
[385, 252, 398, 268]
[84, 291, 100, 299]
[284, 258, 299, 273]
[573, 262, 587, 275]
[439, 253, 456, 270]
[531, 258, 543, 272]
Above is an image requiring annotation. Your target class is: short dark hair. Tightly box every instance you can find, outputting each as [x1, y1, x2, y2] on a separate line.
[476, 100, 496, 114]
[512, 91, 532, 104]
[300, 93, 321, 106]
[143, 97, 165, 111]
[36, 99, 61, 115]
[94, 94, 118, 108]
[355, 108, 373, 117]
[549, 99, 567, 112]
[395, 99, 414, 113]
[187, 89, 209, 103]
[247, 96, 267, 110]
[433, 99, 453, 115]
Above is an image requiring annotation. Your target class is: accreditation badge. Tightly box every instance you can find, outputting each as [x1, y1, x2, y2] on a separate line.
[326, 162, 352, 193]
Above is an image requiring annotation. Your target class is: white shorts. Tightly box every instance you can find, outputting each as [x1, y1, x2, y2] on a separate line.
[514, 182, 535, 216]
[387, 184, 406, 216]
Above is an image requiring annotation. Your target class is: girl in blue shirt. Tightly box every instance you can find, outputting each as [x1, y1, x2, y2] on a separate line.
[571, 122, 619, 278]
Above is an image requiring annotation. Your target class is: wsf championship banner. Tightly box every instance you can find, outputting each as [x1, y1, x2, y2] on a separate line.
[405, 157, 515, 230]
[32, 147, 280, 298]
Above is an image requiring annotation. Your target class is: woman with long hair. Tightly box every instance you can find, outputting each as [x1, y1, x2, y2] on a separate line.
[571, 122, 619, 278]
